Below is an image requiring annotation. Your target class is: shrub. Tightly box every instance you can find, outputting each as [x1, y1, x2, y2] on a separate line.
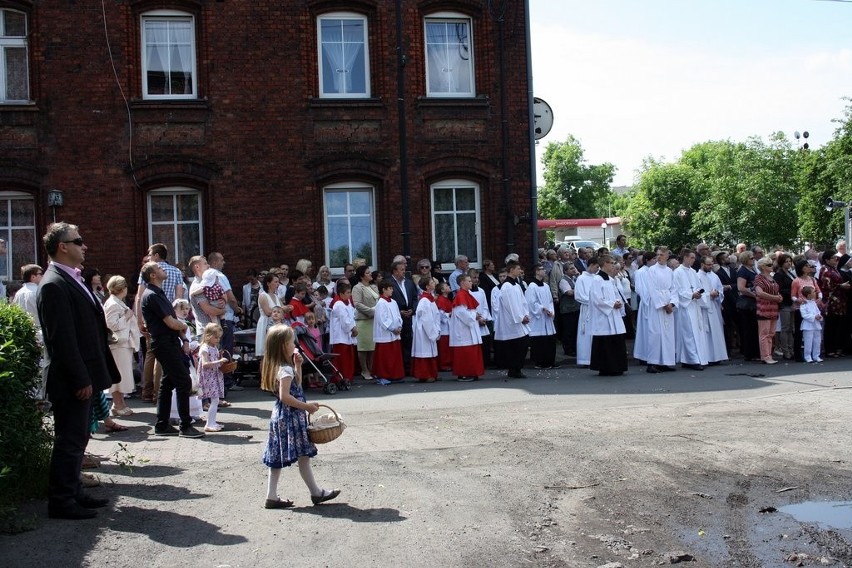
[0, 304, 52, 533]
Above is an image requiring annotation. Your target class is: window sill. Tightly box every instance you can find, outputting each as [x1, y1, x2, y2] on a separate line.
[416, 96, 490, 109]
[309, 97, 385, 109]
[130, 99, 211, 124]
[130, 99, 210, 111]
[0, 102, 38, 111]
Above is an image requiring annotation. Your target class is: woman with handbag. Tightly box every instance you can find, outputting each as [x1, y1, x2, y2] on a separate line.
[104, 275, 142, 416]
[736, 251, 761, 361]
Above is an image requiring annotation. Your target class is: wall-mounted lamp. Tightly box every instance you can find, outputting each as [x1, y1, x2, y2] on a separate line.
[47, 188, 64, 223]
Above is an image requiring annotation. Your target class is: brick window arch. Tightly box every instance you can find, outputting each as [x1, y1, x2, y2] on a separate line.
[0, 190, 36, 281]
[430, 179, 481, 270]
[423, 11, 474, 97]
[323, 182, 375, 271]
[316, 11, 370, 98]
[0, 7, 29, 103]
[140, 9, 197, 99]
[147, 187, 203, 269]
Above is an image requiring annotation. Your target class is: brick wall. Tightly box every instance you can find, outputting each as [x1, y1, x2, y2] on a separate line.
[0, 0, 533, 291]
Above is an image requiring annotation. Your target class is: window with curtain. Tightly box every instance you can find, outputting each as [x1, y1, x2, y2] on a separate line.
[424, 14, 474, 97]
[148, 188, 203, 269]
[318, 13, 369, 98]
[0, 9, 29, 103]
[141, 11, 196, 99]
[0, 192, 36, 281]
[324, 184, 375, 270]
[431, 180, 481, 269]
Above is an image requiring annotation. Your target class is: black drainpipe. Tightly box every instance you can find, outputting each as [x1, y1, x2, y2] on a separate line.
[525, 0, 538, 263]
[497, 4, 514, 257]
[396, 0, 411, 258]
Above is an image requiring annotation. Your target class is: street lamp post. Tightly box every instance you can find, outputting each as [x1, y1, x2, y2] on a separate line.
[601, 222, 607, 247]
[825, 197, 851, 248]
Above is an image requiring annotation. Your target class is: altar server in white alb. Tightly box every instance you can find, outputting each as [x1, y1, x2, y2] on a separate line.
[573, 256, 601, 367]
[329, 281, 358, 381]
[642, 247, 678, 373]
[468, 269, 493, 368]
[525, 263, 557, 369]
[449, 274, 485, 382]
[631, 251, 656, 364]
[588, 255, 628, 376]
[494, 260, 530, 378]
[672, 250, 709, 370]
[411, 277, 440, 383]
[696, 255, 728, 364]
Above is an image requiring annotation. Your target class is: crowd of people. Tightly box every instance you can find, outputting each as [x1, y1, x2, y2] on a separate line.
[20, 221, 851, 519]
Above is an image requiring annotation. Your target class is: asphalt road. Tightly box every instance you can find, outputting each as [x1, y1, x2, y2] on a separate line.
[3, 357, 851, 567]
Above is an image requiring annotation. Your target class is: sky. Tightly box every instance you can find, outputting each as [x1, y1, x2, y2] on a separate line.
[529, 0, 852, 187]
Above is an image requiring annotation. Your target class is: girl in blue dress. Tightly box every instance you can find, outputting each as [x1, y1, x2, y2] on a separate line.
[260, 325, 341, 509]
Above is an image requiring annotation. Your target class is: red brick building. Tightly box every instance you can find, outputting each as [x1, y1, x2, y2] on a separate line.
[0, 0, 533, 285]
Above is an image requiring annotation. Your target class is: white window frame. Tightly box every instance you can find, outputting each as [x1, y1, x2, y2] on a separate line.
[140, 10, 197, 100]
[0, 8, 29, 103]
[430, 180, 481, 270]
[323, 183, 376, 273]
[0, 191, 36, 281]
[317, 12, 370, 98]
[147, 187, 203, 269]
[424, 12, 475, 98]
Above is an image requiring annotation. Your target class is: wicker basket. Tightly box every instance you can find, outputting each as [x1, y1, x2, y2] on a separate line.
[308, 404, 345, 444]
[220, 350, 238, 374]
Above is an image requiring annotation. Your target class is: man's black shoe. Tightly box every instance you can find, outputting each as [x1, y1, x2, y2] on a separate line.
[76, 494, 109, 509]
[508, 372, 527, 379]
[682, 363, 704, 371]
[646, 365, 661, 374]
[179, 425, 205, 438]
[48, 503, 97, 520]
[154, 424, 179, 436]
[659, 365, 676, 372]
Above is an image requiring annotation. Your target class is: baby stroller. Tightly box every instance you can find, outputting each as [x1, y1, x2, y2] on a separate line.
[291, 322, 349, 394]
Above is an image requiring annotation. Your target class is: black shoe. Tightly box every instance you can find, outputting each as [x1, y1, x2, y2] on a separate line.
[76, 494, 109, 509]
[682, 363, 704, 371]
[508, 372, 527, 379]
[311, 488, 341, 505]
[646, 365, 661, 374]
[48, 503, 98, 520]
[179, 425, 205, 438]
[659, 365, 676, 372]
[457, 376, 475, 382]
[154, 424, 179, 436]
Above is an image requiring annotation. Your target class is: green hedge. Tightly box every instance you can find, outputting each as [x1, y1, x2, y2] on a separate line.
[0, 304, 52, 532]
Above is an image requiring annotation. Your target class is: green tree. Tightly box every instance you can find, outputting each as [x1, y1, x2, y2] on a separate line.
[797, 100, 852, 246]
[622, 161, 705, 251]
[538, 135, 616, 219]
[688, 134, 799, 249]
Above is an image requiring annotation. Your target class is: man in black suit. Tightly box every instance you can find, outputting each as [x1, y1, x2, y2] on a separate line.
[715, 251, 739, 353]
[574, 247, 590, 273]
[389, 258, 418, 375]
[37, 222, 120, 520]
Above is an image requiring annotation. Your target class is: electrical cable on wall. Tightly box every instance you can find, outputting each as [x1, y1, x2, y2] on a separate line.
[101, 0, 140, 189]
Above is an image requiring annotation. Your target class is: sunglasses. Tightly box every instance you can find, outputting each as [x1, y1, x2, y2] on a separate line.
[62, 238, 84, 246]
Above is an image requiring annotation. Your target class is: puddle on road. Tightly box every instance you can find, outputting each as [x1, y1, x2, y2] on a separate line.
[780, 501, 852, 530]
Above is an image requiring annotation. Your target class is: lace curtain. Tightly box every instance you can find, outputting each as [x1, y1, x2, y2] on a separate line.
[320, 18, 365, 95]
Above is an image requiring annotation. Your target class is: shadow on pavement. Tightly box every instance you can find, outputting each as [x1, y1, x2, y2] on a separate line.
[291, 503, 407, 523]
[107, 505, 247, 546]
[114, 482, 211, 502]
